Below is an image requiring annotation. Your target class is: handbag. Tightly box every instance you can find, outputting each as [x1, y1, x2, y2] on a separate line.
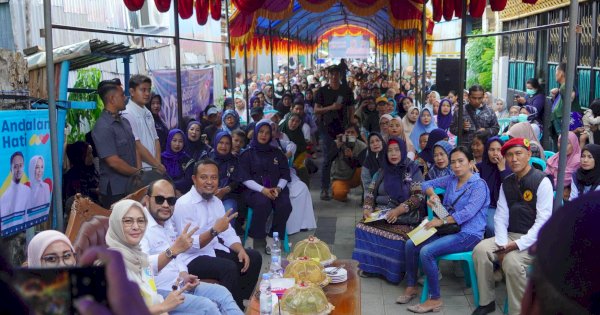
[387, 199, 422, 225]
[432, 189, 468, 236]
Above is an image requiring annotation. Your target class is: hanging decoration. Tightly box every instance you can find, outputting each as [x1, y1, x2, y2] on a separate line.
[121, 0, 221, 24]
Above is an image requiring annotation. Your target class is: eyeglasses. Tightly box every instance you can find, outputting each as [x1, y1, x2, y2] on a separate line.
[152, 195, 177, 206]
[122, 217, 147, 227]
[41, 252, 77, 267]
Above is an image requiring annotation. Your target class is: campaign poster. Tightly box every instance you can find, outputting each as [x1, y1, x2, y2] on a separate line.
[152, 68, 214, 129]
[0, 110, 66, 237]
[328, 35, 370, 59]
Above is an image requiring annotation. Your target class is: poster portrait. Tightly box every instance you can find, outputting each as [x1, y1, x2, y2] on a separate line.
[152, 68, 214, 129]
[0, 110, 66, 237]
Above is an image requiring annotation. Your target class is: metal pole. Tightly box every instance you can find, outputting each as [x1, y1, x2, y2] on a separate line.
[554, 0, 579, 211]
[375, 36, 378, 68]
[297, 28, 300, 72]
[399, 31, 403, 79]
[391, 30, 395, 76]
[173, 1, 183, 127]
[457, 0, 467, 146]
[43, 0, 64, 232]
[287, 22, 291, 86]
[270, 23, 274, 84]
[225, 0, 235, 98]
[244, 44, 249, 108]
[588, 1, 598, 108]
[421, 0, 427, 105]
[123, 57, 131, 97]
[414, 30, 418, 97]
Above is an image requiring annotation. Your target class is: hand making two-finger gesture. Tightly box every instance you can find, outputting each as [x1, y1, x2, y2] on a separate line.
[171, 223, 200, 255]
[213, 209, 238, 233]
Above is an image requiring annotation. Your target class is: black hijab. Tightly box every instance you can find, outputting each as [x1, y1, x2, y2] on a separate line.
[575, 144, 600, 192]
[358, 132, 386, 173]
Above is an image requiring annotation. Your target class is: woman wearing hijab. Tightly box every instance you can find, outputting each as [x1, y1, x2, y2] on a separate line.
[507, 122, 545, 159]
[146, 94, 169, 151]
[388, 116, 416, 160]
[379, 114, 393, 139]
[106, 200, 221, 314]
[546, 131, 581, 200]
[520, 105, 541, 139]
[409, 107, 437, 153]
[270, 121, 317, 235]
[238, 121, 293, 252]
[402, 105, 419, 140]
[353, 137, 425, 283]
[27, 230, 76, 267]
[417, 128, 450, 176]
[64, 141, 99, 202]
[425, 140, 454, 180]
[208, 131, 241, 216]
[280, 113, 310, 186]
[570, 144, 600, 200]
[27, 156, 51, 209]
[221, 109, 241, 135]
[234, 97, 249, 126]
[476, 137, 512, 237]
[162, 129, 194, 195]
[185, 120, 212, 161]
[436, 99, 453, 132]
[358, 132, 386, 198]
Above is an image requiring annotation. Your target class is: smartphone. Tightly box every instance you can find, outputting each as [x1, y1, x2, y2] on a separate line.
[13, 266, 108, 315]
[336, 96, 344, 105]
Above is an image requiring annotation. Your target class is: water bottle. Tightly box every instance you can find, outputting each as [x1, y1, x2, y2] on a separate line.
[269, 255, 284, 279]
[259, 273, 272, 315]
[271, 232, 282, 261]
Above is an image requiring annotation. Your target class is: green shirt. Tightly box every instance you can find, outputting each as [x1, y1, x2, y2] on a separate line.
[552, 83, 581, 121]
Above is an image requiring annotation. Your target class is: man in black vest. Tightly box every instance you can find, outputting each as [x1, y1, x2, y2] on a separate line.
[471, 138, 553, 315]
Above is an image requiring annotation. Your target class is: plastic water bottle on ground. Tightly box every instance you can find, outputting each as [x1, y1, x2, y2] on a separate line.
[269, 255, 284, 279]
[259, 273, 272, 315]
[271, 232, 281, 262]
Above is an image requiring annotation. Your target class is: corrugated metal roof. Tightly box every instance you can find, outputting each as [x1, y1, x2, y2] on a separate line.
[68, 39, 166, 70]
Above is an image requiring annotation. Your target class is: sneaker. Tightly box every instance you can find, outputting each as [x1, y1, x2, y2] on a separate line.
[245, 237, 254, 249]
[265, 236, 273, 255]
[320, 190, 331, 201]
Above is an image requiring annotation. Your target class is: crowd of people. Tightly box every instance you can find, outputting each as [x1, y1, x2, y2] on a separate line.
[4, 59, 600, 315]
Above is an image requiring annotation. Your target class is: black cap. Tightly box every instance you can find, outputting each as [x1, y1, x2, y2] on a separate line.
[250, 107, 264, 116]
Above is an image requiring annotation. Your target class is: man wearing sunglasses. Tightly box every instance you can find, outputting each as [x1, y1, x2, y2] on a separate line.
[140, 179, 243, 314]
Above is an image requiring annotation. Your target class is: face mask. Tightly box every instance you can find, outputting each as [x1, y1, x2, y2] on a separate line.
[526, 89, 536, 96]
[276, 87, 283, 92]
[510, 116, 519, 123]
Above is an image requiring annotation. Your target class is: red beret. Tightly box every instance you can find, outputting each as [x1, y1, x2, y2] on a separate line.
[501, 137, 531, 156]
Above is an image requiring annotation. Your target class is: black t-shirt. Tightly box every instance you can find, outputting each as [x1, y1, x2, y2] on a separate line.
[315, 84, 354, 137]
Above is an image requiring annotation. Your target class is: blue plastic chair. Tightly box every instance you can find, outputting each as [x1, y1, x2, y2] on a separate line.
[242, 207, 290, 253]
[529, 157, 547, 171]
[420, 188, 480, 306]
[544, 150, 555, 160]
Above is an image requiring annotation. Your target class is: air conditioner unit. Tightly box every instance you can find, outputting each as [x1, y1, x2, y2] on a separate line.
[130, 1, 169, 34]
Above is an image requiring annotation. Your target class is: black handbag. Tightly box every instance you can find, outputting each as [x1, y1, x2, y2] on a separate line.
[434, 189, 468, 236]
[387, 199, 422, 225]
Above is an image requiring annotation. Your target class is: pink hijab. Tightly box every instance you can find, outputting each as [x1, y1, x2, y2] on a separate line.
[545, 131, 581, 187]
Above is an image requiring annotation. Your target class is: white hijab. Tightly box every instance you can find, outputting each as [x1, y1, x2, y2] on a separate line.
[105, 199, 149, 282]
[27, 230, 74, 267]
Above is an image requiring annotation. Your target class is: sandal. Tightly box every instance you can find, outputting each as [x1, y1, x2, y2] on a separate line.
[407, 303, 443, 313]
[358, 270, 377, 278]
[396, 294, 417, 304]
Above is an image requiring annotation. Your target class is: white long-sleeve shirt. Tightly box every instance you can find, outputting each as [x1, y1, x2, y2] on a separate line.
[171, 188, 242, 265]
[140, 208, 188, 291]
[494, 177, 553, 250]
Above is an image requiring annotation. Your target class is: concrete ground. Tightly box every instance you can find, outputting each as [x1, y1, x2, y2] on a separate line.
[250, 165, 509, 315]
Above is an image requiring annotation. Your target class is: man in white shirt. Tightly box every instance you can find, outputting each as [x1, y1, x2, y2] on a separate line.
[0, 152, 31, 231]
[172, 159, 262, 308]
[121, 75, 166, 173]
[140, 179, 243, 314]
[472, 138, 553, 315]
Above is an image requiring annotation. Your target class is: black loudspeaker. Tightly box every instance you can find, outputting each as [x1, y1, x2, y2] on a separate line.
[435, 59, 461, 97]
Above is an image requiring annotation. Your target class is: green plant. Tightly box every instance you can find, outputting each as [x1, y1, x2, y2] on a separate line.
[466, 31, 495, 91]
[66, 68, 104, 143]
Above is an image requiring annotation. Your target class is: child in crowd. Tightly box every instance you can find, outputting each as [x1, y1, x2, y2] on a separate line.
[419, 133, 429, 152]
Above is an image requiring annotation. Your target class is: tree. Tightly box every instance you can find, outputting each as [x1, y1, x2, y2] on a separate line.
[66, 68, 104, 143]
[466, 31, 495, 91]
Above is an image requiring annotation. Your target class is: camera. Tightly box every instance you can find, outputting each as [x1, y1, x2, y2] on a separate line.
[342, 135, 357, 149]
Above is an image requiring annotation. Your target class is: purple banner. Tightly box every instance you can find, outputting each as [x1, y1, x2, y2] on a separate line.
[152, 68, 214, 129]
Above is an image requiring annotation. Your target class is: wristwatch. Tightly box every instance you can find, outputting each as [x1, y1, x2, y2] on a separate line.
[165, 248, 177, 259]
[210, 227, 220, 237]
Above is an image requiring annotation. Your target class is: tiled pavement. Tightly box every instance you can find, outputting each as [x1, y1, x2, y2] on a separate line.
[251, 169, 509, 315]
